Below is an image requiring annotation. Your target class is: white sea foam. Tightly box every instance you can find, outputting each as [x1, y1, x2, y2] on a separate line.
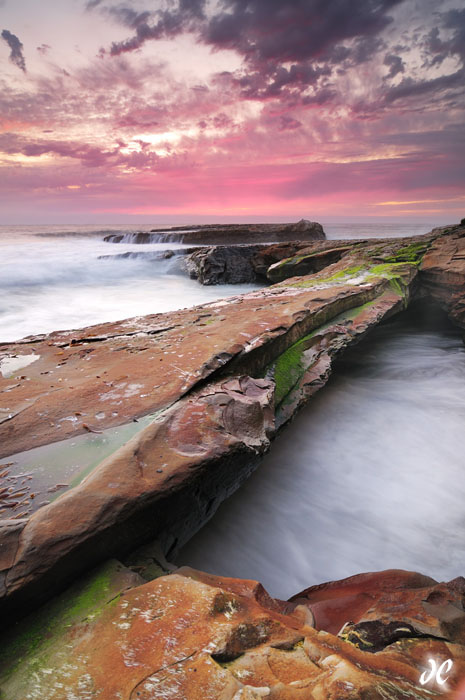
[0, 225, 259, 342]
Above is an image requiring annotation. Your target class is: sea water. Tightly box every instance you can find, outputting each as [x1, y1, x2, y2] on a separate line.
[0, 222, 431, 342]
[0, 224, 260, 342]
[178, 306, 465, 599]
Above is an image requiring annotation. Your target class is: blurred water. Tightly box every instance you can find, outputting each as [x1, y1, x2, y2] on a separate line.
[0, 225, 259, 342]
[178, 307, 465, 599]
[0, 222, 433, 342]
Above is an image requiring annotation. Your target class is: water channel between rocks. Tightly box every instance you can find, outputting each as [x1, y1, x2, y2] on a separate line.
[178, 304, 465, 600]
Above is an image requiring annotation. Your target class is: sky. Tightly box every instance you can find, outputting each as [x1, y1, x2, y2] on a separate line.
[0, 0, 464, 225]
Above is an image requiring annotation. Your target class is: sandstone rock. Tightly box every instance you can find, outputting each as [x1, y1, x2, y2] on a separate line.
[420, 223, 465, 328]
[2, 223, 464, 620]
[290, 569, 465, 638]
[2, 566, 464, 699]
[0, 376, 275, 618]
[0, 264, 416, 612]
[0, 257, 419, 617]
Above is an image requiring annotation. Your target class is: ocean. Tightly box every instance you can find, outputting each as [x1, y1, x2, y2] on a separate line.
[0, 222, 433, 343]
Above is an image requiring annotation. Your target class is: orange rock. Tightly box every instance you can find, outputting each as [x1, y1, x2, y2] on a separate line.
[2, 566, 464, 699]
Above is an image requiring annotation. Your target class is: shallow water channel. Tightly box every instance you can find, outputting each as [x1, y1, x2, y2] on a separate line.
[178, 304, 465, 599]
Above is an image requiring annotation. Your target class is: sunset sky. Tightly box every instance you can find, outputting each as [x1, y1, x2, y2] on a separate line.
[1, 0, 464, 224]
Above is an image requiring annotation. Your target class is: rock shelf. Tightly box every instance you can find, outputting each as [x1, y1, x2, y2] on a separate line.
[1, 221, 465, 698]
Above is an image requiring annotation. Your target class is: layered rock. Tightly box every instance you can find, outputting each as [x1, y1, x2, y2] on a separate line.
[104, 219, 326, 245]
[1, 221, 465, 623]
[420, 226, 465, 328]
[0, 259, 417, 618]
[2, 564, 465, 699]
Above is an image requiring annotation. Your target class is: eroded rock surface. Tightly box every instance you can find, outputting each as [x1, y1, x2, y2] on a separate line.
[2, 565, 465, 699]
[1, 222, 465, 621]
[421, 226, 465, 328]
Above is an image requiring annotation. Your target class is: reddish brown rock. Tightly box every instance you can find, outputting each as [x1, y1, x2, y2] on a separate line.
[421, 224, 465, 328]
[2, 566, 464, 699]
[0, 270, 396, 458]
[0, 375, 275, 617]
[0, 259, 419, 618]
[291, 569, 465, 648]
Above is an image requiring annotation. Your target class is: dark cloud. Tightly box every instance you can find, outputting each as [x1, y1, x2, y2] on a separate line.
[443, 7, 465, 60]
[423, 7, 465, 68]
[1, 29, 26, 72]
[205, 0, 400, 64]
[301, 88, 336, 106]
[196, 112, 234, 131]
[384, 53, 405, 79]
[203, 1, 403, 101]
[85, 0, 104, 9]
[107, 7, 152, 30]
[100, 0, 207, 56]
[101, 0, 402, 102]
[384, 68, 465, 105]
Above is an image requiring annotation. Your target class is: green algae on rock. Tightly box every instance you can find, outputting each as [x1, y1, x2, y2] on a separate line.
[2, 565, 465, 699]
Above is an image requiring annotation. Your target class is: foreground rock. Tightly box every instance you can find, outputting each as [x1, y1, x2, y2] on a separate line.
[1, 564, 464, 699]
[104, 219, 326, 245]
[1, 222, 465, 620]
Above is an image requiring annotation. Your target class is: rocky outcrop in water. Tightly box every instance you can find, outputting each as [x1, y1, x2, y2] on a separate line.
[2, 563, 465, 699]
[104, 219, 326, 245]
[1, 221, 465, 625]
[185, 245, 264, 284]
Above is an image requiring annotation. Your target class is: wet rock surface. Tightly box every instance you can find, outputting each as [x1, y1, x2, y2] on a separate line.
[2, 564, 465, 699]
[1, 221, 465, 690]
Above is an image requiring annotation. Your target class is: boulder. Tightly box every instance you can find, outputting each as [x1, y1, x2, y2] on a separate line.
[290, 569, 465, 647]
[186, 245, 264, 284]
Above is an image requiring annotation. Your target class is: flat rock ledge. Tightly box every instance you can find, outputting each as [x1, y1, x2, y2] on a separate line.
[104, 219, 326, 246]
[0, 222, 465, 624]
[1, 563, 465, 699]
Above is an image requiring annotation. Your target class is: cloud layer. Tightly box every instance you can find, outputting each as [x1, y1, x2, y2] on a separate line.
[0, 0, 464, 223]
